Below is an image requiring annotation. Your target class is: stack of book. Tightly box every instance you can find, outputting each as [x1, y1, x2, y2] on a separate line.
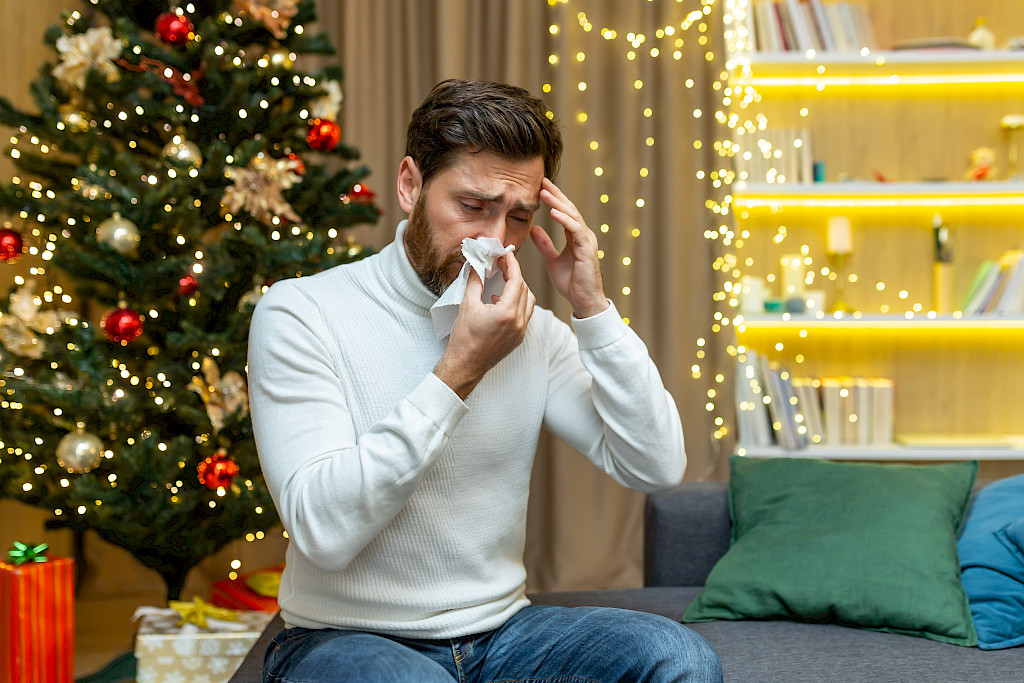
[961, 249, 1024, 316]
[736, 349, 895, 450]
[734, 127, 815, 185]
[742, 0, 877, 54]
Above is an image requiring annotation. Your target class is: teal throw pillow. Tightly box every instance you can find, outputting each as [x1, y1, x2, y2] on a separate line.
[682, 456, 978, 646]
[958, 473, 1024, 649]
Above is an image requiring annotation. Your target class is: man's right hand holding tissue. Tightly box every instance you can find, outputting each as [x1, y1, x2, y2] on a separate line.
[434, 249, 535, 400]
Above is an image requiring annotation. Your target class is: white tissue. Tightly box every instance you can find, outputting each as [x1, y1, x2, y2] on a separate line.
[429, 237, 514, 340]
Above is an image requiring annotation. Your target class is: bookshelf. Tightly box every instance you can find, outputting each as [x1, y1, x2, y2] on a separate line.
[722, 0, 1024, 464]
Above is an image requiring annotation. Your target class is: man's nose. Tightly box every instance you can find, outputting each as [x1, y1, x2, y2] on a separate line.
[476, 216, 506, 243]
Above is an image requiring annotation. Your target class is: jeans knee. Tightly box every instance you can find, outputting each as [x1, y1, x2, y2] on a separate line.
[650, 622, 723, 682]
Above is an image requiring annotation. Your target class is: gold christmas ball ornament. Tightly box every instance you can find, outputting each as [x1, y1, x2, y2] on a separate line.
[162, 131, 203, 169]
[262, 48, 294, 69]
[58, 104, 91, 133]
[56, 429, 105, 473]
[96, 212, 140, 256]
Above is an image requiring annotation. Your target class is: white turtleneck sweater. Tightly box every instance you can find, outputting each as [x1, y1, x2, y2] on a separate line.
[247, 220, 686, 639]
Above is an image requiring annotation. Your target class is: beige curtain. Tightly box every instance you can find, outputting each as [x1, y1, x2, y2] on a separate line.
[0, 0, 728, 601]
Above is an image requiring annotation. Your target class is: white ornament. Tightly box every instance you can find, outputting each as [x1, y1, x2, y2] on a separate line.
[56, 429, 104, 473]
[309, 79, 344, 120]
[97, 213, 140, 256]
[53, 26, 122, 91]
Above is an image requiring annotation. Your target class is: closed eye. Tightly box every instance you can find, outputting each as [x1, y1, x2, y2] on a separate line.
[460, 202, 483, 212]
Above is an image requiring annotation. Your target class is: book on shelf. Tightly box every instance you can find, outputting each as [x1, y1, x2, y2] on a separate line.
[792, 377, 824, 444]
[735, 351, 897, 451]
[962, 249, 1024, 315]
[735, 350, 774, 447]
[747, 0, 873, 54]
[734, 127, 815, 184]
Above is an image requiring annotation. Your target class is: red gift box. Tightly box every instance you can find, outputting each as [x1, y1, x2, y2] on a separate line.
[210, 566, 281, 613]
[1, 556, 75, 683]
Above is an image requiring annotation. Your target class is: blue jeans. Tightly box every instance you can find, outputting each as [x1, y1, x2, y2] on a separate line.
[263, 604, 722, 682]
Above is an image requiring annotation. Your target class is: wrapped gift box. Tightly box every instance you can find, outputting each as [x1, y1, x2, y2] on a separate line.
[0, 555, 75, 683]
[134, 608, 274, 683]
[210, 566, 281, 613]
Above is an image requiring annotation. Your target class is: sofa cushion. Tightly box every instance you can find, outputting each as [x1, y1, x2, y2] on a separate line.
[958, 473, 1024, 649]
[682, 456, 978, 646]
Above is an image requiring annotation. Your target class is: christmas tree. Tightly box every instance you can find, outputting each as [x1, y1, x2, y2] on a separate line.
[0, 0, 379, 600]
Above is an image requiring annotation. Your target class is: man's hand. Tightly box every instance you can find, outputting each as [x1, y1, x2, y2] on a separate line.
[434, 250, 536, 400]
[530, 178, 609, 319]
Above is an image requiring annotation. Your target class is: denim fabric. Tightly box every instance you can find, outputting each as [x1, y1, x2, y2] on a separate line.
[263, 604, 722, 682]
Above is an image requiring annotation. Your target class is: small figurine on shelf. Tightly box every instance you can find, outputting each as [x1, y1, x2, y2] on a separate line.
[1000, 114, 1024, 179]
[963, 146, 998, 181]
[968, 17, 996, 50]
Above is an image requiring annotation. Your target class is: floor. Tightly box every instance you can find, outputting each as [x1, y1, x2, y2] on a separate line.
[74, 592, 163, 679]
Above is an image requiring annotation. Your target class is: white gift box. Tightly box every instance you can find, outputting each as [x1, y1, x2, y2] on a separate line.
[134, 608, 274, 683]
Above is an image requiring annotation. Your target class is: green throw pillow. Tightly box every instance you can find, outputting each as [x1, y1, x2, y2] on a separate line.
[682, 456, 978, 646]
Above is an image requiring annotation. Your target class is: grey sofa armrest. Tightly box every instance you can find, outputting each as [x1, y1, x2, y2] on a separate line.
[644, 481, 731, 587]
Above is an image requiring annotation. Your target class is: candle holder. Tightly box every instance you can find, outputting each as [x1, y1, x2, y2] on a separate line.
[828, 252, 853, 313]
[1001, 114, 1024, 180]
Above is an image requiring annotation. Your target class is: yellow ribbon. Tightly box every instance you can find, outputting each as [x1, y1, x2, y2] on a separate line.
[167, 596, 238, 629]
[244, 570, 281, 598]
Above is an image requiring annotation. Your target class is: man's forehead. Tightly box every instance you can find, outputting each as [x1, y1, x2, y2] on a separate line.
[448, 153, 543, 202]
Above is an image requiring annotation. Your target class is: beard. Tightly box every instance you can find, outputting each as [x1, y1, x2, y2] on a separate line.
[404, 191, 463, 297]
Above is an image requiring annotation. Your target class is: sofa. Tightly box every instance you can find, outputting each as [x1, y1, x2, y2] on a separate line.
[229, 479, 1024, 682]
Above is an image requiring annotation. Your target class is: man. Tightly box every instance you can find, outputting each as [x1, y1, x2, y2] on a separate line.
[248, 79, 721, 682]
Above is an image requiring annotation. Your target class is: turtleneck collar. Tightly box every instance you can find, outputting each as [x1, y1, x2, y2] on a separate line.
[377, 219, 438, 312]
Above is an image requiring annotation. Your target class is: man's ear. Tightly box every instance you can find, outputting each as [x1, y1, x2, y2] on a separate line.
[397, 156, 422, 214]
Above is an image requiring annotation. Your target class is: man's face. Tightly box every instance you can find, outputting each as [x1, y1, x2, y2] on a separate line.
[403, 151, 544, 296]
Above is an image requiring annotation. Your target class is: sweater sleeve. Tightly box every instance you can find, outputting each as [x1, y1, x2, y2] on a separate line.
[247, 281, 468, 572]
[542, 301, 686, 492]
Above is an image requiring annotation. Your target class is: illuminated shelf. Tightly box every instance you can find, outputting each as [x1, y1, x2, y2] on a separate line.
[736, 314, 1024, 329]
[738, 444, 1024, 461]
[730, 51, 1024, 88]
[732, 181, 1024, 208]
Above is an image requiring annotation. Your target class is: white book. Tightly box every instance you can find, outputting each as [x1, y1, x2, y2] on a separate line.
[841, 377, 858, 444]
[824, 2, 852, 52]
[784, 0, 815, 51]
[870, 378, 895, 445]
[757, 355, 797, 449]
[854, 377, 872, 445]
[779, 368, 808, 449]
[741, 0, 759, 52]
[798, 126, 813, 183]
[736, 352, 773, 446]
[989, 250, 1024, 314]
[835, 2, 862, 52]
[754, 1, 783, 52]
[793, 378, 824, 445]
[820, 377, 845, 445]
[800, 3, 825, 51]
[809, 0, 837, 51]
[774, 0, 798, 50]
[849, 3, 877, 51]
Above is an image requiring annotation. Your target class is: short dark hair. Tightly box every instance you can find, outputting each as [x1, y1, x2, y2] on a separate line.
[405, 79, 563, 186]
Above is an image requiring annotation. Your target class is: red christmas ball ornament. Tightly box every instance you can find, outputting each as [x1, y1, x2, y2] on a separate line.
[0, 227, 24, 262]
[101, 306, 144, 344]
[155, 11, 195, 46]
[287, 152, 305, 175]
[306, 118, 341, 151]
[178, 273, 199, 296]
[197, 449, 239, 490]
[350, 183, 376, 204]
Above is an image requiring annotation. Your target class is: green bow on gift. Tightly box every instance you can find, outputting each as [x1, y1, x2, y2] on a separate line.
[7, 542, 49, 565]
